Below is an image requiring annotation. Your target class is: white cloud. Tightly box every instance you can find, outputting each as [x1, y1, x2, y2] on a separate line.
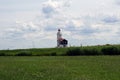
[41, 0, 71, 18]
[102, 15, 120, 23]
[42, 0, 58, 17]
[115, 0, 120, 5]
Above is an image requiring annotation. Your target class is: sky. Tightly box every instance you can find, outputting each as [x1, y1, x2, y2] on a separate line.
[0, 0, 120, 49]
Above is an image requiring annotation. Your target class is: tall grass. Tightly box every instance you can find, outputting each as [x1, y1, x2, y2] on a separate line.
[0, 56, 120, 80]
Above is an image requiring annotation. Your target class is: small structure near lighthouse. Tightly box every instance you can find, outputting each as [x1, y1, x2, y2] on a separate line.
[57, 29, 68, 47]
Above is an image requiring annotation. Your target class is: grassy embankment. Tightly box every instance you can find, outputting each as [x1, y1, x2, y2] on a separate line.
[0, 44, 120, 56]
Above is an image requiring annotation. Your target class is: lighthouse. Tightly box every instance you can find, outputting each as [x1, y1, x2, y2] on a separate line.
[57, 29, 68, 47]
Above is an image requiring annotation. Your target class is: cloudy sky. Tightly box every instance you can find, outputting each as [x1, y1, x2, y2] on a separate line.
[0, 0, 120, 49]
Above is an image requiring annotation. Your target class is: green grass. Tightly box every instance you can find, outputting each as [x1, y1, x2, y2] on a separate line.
[0, 56, 120, 80]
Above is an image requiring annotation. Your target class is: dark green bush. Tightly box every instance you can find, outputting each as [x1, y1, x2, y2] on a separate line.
[15, 51, 32, 56]
[101, 46, 119, 55]
[50, 52, 57, 56]
[66, 48, 83, 56]
[0, 53, 6, 56]
[83, 48, 102, 55]
[66, 47, 102, 56]
[37, 53, 55, 56]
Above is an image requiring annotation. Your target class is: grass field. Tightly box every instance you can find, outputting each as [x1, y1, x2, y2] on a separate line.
[0, 56, 120, 80]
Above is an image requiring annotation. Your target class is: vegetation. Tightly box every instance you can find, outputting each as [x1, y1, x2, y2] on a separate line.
[0, 45, 120, 80]
[0, 56, 120, 80]
[0, 44, 120, 56]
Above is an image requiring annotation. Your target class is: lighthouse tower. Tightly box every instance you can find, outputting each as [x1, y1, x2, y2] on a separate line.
[57, 29, 68, 47]
[57, 29, 62, 47]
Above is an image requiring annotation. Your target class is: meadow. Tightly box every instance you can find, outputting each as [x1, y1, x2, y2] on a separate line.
[0, 56, 120, 80]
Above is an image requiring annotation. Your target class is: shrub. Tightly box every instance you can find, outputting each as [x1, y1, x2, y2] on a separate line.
[50, 52, 57, 56]
[66, 48, 82, 56]
[66, 47, 103, 56]
[0, 53, 6, 56]
[101, 46, 119, 55]
[83, 48, 102, 55]
[15, 51, 32, 56]
[117, 48, 120, 55]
